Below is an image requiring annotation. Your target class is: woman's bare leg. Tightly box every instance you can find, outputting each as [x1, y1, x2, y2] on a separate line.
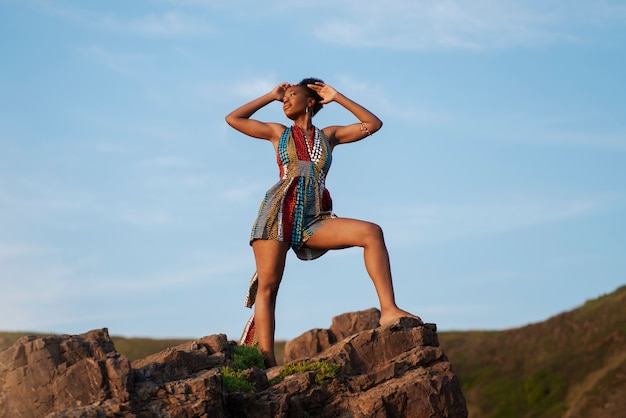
[251, 239, 290, 367]
[306, 218, 422, 325]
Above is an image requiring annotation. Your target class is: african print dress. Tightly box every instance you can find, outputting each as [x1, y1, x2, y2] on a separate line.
[250, 124, 334, 260]
[241, 125, 335, 346]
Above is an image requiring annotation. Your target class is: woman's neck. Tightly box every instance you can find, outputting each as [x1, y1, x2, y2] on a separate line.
[293, 116, 312, 132]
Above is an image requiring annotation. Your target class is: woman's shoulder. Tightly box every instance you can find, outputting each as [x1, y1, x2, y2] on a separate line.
[265, 123, 290, 147]
[271, 122, 289, 133]
[320, 125, 341, 146]
[320, 125, 340, 135]
[262, 122, 288, 139]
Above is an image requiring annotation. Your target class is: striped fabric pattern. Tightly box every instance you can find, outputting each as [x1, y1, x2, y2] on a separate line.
[250, 125, 334, 260]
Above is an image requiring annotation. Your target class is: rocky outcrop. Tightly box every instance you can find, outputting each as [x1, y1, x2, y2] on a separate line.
[0, 310, 467, 417]
[284, 307, 383, 362]
[0, 328, 133, 417]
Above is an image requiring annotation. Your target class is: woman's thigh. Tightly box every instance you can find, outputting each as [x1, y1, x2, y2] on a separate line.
[251, 239, 290, 286]
[306, 217, 382, 250]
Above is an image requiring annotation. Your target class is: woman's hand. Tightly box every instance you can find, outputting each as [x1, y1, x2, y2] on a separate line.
[271, 82, 291, 102]
[307, 82, 338, 104]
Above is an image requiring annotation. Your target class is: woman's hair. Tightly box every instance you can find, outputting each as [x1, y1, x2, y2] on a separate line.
[299, 77, 324, 116]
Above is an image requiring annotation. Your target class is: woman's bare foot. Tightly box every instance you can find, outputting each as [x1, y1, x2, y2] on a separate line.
[380, 308, 423, 326]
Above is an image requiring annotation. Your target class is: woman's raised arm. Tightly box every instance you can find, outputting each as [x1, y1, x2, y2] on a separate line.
[225, 83, 290, 141]
[308, 82, 383, 147]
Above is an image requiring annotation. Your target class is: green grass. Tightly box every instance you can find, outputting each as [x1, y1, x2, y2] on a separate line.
[221, 366, 257, 393]
[439, 285, 626, 418]
[221, 345, 267, 393]
[0, 332, 191, 362]
[219, 345, 340, 392]
[0, 332, 37, 349]
[231, 344, 266, 370]
[110, 336, 192, 361]
[279, 360, 340, 385]
[0, 331, 289, 368]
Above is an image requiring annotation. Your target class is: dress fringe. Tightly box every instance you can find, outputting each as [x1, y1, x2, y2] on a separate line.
[240, 271, 259, 346]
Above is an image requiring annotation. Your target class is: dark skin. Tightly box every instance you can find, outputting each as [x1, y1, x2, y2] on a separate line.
[226, 81, 421, 367]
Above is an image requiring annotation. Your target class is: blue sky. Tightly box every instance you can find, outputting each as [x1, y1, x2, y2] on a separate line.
[1, 0, 625, 341]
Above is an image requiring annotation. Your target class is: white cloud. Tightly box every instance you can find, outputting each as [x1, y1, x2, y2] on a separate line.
[36, 0, 626, 50]
[311, 0, 626, 50]
[39, 3, 214, 38]
[497, 123, 626, 151]
[0, 254, 95, 331]
[385, 193, 618, 247]
[542, 131, 626, 151]
[231, 77, 278, 99]
[0, 246, 251, 333]
[0, 179, 91, 223]
[126, 11, 213, 37]
[427, 107, 626, 151]
[137, 156, 195, 169]
[0, 242, 45, 258]
[77, 44, 154, 78]
[117, 208, 172, 228]
[220, 181, 266, 204]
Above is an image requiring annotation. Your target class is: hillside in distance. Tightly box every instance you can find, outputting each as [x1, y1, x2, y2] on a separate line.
[438, 285, 626, 418]
[0, 332, 191, 363]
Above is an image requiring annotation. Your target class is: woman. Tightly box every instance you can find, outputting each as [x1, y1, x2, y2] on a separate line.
[226, 78, 421, 367]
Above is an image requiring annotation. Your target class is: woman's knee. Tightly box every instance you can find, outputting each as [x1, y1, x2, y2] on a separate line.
[362, 221, 385, 243]
[256, 275, 282, 304]
[255, 290, 278, 310]
[259, 280, 280, 294]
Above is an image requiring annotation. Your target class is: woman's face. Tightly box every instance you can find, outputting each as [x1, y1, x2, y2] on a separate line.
[282, 85, 312, 120]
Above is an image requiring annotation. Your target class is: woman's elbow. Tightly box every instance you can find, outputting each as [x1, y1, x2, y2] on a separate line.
[372, 118, 383, 133]
[225, 114, 235, 127]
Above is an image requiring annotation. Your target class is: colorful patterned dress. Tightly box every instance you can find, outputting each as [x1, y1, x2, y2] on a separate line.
[250, 124, 334, 259]
[241, 124, 335, 345]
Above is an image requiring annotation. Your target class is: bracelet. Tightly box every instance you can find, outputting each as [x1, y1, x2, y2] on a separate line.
[360, 122, 372, 136]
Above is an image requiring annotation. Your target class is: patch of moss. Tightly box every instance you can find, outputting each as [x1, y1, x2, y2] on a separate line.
[221, 366, 256, 393]
[221, 345, 266, 393]
[232, 344, 266, 370]
[280, 360, 340, 385]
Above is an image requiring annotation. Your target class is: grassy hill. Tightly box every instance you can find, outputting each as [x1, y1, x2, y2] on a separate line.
[438, 285, 626, 418]
[0, 332, 191, 362]
[2, 286, 624, 417]
[0, 332, 285, 364]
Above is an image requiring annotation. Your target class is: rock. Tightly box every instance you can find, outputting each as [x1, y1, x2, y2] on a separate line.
[132, 334, 230, 383]
[284, 308, 381, 363]
[311, 317, 466, 417]
[284, 328, 336, 363]
[0, 311, 468, 417]
[0, 328, 134, 418]
[330, 307, 382, 341]
[131, 334, 231, 417]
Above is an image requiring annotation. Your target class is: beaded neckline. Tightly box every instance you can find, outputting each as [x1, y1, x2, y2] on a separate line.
[293, 125, 322, 163]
